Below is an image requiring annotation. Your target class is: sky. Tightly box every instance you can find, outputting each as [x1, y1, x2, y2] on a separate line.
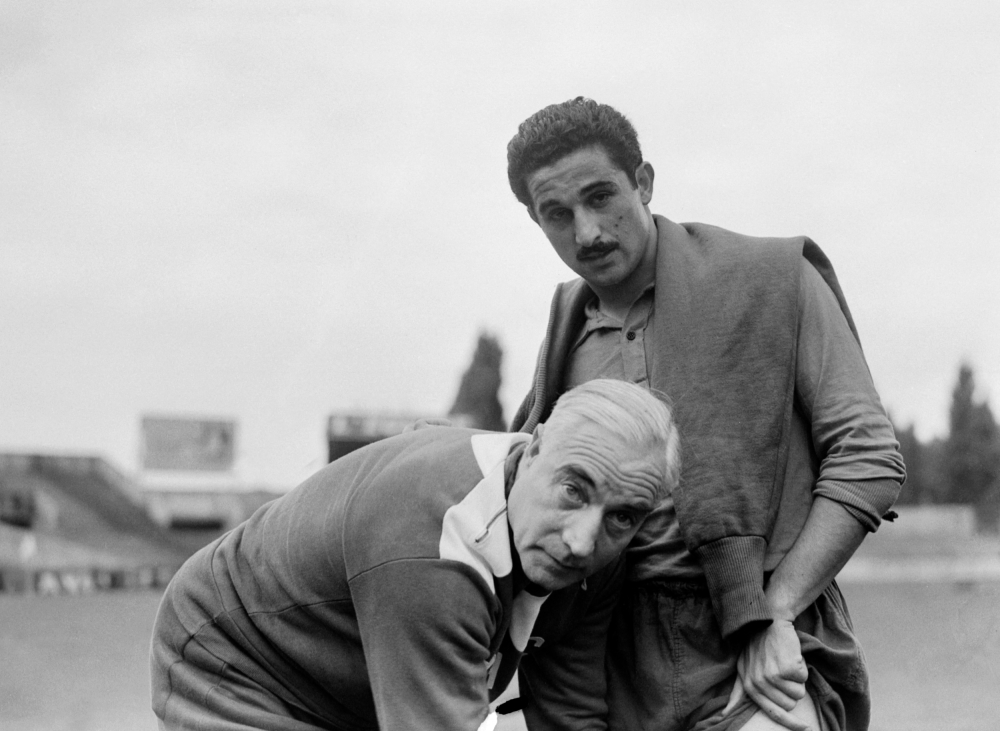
[1, 0, 998, 489]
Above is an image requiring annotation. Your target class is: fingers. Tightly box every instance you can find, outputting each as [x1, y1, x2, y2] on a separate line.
[730, 667, 810, 731]
[736, 621, 815, 730]
[744, 675, 807, 711]
[728, 666, 812, 731]
[737, 648, 807, 712]
[740, 660, 806, 711]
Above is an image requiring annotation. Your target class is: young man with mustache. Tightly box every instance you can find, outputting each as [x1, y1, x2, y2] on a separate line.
[508, 98, 905, 731]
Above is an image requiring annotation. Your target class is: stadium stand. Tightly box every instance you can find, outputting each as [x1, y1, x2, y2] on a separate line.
[0, 453, 191, 594]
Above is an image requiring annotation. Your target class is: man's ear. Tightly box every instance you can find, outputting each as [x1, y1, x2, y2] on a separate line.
[635, 161, 654, 206]
[524, 423, 545, 462]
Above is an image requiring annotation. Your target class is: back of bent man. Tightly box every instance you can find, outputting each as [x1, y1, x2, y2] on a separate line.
[151, 379, 680, 731]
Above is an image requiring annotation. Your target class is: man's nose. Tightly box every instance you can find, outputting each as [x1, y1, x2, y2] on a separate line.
[562, 509, 602, 559]
[573, 210, 602, 246]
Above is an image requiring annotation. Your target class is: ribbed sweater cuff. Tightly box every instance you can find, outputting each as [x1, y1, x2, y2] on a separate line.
[813, 478, 902, 532]
[693, 535, 771, 642]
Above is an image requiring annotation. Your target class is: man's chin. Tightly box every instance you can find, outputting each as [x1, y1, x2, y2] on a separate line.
[574, 261, 628, 288]
[525, 561, 584, 591]
[533, 576, 572, 592]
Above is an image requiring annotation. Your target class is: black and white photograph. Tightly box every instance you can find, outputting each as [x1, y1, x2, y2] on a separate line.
[1, 2, 997, 730]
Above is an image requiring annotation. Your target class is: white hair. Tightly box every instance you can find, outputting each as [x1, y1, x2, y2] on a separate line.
[546, 379, 681, 502]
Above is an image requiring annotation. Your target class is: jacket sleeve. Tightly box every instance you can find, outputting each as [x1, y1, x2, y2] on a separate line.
[796, 260, 906, 529]
[350, 558, 498, 731]
[517, 559, 625, 731]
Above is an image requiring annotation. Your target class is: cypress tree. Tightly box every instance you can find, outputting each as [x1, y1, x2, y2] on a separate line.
[448, 332, 506, 432]
[944, 363, 1000, 529]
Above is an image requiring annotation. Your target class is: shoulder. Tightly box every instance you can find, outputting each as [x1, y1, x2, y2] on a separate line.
[552, 276, 594, 313]
[678, 220, 806, 265]
[341, 427, 483, 522]
[653, 217, 809, 293]
[341, 430, 524, 574]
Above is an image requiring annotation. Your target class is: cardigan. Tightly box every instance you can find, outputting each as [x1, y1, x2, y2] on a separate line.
[511, 216, 904, 640]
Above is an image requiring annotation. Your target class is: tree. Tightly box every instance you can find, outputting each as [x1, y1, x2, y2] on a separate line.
[448, 332, 506, 432]
[922, 438, 949, 505]
[892, 420, 948, 505]
[944, 363, 1000, 530]
[893, 421, 926, 505]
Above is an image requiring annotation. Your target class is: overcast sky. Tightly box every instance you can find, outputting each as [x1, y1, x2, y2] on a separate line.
[2, 0, 997, 488]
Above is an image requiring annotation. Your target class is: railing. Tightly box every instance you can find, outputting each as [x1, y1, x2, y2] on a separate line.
[0, 564, 180, 595]
[0, 452, 145, 506]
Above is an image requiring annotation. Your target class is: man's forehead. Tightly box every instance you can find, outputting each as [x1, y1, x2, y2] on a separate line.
[547, 422, 663, 501]
[574, 455, 663, 507]
[526, 146, 627, 204]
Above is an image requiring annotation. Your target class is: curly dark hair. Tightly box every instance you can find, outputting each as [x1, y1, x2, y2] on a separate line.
[506, 97, 643, 208]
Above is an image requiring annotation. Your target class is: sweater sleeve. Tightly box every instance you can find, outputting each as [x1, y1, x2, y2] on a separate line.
[350, 558, 498, 731]
[510, 389, 534, 433]
[796, 260, 906, 529]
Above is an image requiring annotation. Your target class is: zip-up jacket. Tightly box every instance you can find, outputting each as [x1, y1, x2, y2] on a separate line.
[152, 428, 623, 731]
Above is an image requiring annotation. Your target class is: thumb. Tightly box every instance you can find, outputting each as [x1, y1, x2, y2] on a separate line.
[721, 676, 746, 716]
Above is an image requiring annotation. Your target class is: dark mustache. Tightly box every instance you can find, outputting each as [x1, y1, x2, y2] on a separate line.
[577, 241, 618, 261]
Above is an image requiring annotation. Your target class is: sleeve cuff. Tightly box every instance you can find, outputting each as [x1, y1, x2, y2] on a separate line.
[693, 535, 771, 641]
[813, 478, 902, 532]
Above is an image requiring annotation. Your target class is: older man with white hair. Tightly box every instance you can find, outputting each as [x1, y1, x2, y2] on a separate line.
[151, 379, 680, 731]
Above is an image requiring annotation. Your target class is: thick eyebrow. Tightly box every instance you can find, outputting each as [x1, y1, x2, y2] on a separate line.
[535, 179, 619, 216]
[614, 494, 656, 513]
[558, 465, 596, 490]
[536, 197, 566, 216]
[560, 465, 656, 513]
[579, 179, 618, 197]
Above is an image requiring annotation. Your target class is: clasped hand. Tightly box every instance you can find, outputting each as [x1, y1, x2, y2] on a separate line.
[725, 619, 810, 731]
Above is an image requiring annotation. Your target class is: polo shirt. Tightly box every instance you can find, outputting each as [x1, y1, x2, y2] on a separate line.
[564, 259, 899, 578]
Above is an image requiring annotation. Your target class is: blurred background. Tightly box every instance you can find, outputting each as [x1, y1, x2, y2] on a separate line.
[1, 1, 998, 730]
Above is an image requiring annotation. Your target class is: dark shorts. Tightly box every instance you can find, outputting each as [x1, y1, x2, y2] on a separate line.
[605, 579, 870, 731]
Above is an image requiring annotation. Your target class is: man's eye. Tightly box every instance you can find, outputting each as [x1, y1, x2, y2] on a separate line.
[562, 484, 584, 502]
[607, 511, 635, 530]
[547, 208, 570, 223]
[591, 192, 611, 206]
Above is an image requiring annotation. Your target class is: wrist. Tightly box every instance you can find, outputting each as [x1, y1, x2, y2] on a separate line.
[765, 591, 799, 623]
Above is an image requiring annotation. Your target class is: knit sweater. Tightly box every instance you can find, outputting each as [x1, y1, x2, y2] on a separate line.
[512, 216, 903, 641]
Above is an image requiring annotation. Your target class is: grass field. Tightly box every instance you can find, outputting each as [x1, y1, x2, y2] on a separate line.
[0, 591, 162, 731]
[1, 580, 998, 731]
[842, 580, 1000, 731]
